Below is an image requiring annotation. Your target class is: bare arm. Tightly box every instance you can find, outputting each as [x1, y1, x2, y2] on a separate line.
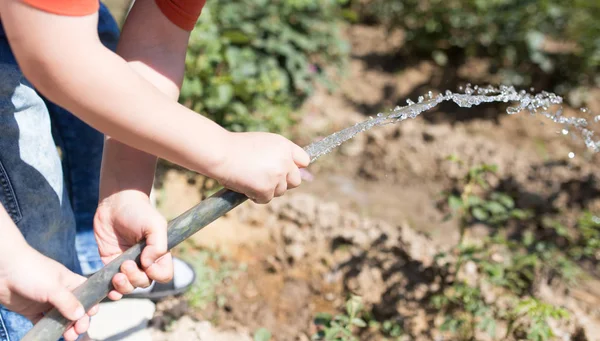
[0, 0, 309, 206]
[0, 0, 227, 180]
[100, 0, 191, 200]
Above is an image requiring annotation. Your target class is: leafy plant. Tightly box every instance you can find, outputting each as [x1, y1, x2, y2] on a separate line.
[569, 212, 600, 261]
[432, 159, 574, 340]
[313, 295, 367, 341]
[380, 319, 404, 338]
[505, 298, 570, 341]
[350, 0, 600, 99]
[184, 249, 243, 309]
[254, 328, 272, 341]
[443, 157, 531, 242]
[181, 0, 349, 133]
[431, 283, 496, 339]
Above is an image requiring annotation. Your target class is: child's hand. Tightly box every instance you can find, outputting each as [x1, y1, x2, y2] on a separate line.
[214, 132, 310, 203]
[0, 244, 98, 341]
[94, 190, 173, 300]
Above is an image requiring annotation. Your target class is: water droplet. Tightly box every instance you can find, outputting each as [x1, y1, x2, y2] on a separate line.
[581, 107, 589, 113]
[507, 107, 520, 115]
[568, 152, 575, 159]
[445, 90, 453, 97]
[562, 129, 569, 135]
[376, 113, 383, 118]
[418, 96, 425, 103]
[465, 85, 474, 95]
[427, 91, 433, 99]
[407, 99, 415, 106]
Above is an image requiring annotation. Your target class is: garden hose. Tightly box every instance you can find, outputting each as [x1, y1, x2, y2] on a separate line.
[21, 116, 375, 341]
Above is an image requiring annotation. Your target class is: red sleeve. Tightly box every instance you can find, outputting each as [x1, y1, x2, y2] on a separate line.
[21, 0, 99, 16]
[155, 0, 207, 31]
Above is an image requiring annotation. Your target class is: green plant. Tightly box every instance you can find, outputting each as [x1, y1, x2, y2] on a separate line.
[254, 328, 272, 341]
[505, 298, 570, 341]
[184, 249, 243, 309]
[432, 159, 573, 340]
[351, 0, 600, 98]
[313, 295, 367, 341]
[569, 212, 600, 261]
[443, 157, 531, 242]
[181, 0, 349, 133]
[380, 319, 404, 338]
[431, 283, 496, 339]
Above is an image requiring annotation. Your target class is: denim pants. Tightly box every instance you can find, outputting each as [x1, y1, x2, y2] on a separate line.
[0, 4, 119, 340]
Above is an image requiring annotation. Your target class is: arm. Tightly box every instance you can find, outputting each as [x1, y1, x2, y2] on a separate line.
[0, 0, 309, 204]
[94, 0, 193, 294]
[0, 0, 226, 179]
[0, 204, 96, 341]
[100, 0, 191, 201]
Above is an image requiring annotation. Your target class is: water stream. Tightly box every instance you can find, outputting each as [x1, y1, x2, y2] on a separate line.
[305, 84, 600, 162]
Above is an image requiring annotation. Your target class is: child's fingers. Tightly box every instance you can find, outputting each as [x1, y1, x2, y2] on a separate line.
[292, 144, 310, 168]
[145, 252, 174, 283]
[108, 290, 123, 301]
[287, 168, 302, 189]
[47, 287, 85, 322]
[274, 178, 288, 197]
[63, 326, 79, 341]
[73, 315, 90, 335]
[87, 304, 100, 316]
[112, 273, 135, 295]
[121, 260, 151, 288]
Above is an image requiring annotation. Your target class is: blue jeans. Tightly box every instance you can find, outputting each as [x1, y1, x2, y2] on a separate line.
[0, 4, 119, 340]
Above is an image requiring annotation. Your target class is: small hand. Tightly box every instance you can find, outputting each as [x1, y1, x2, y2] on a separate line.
[94, 190, 173, 300]
[213, 132, 310, 204]
[0, 245, 98, 341]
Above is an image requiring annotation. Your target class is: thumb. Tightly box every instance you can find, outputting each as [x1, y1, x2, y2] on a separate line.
[47, 287, 85, 321]
[140, 209, 172, 280]
[291, 143, 310, 168]
[141, 210, 168, 268]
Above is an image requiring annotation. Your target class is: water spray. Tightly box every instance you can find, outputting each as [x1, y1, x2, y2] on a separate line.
[23, 85, 600, 341]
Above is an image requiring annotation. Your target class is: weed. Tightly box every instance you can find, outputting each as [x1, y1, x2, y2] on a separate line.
[432, 158, 573, 340]
[505, 298, 570, 341]
[183, 249, 242, 310]
[313, 295, 367, 341]
[254, 327, 272, 341]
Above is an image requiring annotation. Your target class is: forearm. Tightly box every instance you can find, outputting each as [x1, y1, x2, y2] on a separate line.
[0, 204, 29, 260]
[0, 1, 227, 180]
[100, 0, 191, 200]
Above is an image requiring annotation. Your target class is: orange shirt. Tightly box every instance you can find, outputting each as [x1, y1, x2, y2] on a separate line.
[21, 0, 207, 31]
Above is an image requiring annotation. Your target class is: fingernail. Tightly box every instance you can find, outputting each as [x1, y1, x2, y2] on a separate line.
[75, 306, 85, 319]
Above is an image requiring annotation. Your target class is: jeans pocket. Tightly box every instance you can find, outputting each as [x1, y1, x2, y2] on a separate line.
[0, 159, 22, 224]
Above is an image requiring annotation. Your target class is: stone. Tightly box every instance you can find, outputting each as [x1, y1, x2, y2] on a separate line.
[316, 202, 341, 230]
[286, 243, 306, 262]
[282, 222, 306, 244]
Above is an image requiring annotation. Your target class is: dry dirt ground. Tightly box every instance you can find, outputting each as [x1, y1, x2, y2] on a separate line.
[150, 25, 600, 341]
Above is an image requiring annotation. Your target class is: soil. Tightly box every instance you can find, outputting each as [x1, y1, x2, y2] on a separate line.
[150, 25, 600, 341]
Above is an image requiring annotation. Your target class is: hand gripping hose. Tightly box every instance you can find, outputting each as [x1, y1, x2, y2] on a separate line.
[22, 115, 379, 341]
